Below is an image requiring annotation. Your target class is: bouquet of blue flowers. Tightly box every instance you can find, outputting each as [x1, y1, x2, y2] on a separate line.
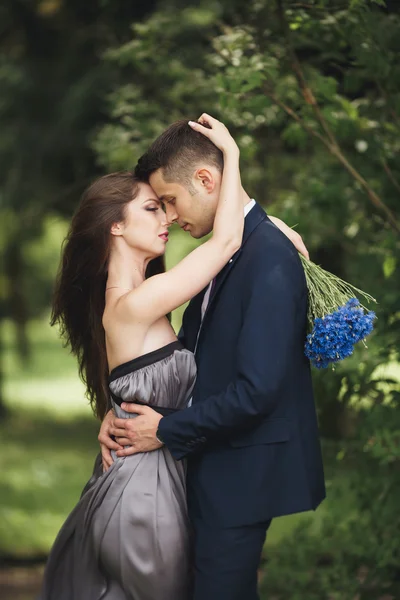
[299, 255, 377, 369]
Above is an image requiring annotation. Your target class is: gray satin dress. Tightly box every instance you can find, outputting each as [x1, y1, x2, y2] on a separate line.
[39, 341, 196, 600]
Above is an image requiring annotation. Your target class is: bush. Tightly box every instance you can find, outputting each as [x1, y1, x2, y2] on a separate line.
[261, 403, 400, 600]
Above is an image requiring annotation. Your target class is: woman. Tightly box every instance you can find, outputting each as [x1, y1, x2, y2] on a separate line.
[40, 115, 305, 600]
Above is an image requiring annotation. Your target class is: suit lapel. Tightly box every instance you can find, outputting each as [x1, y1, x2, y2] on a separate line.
[182, 286, 207, 351]
[196, 202, 267, 348]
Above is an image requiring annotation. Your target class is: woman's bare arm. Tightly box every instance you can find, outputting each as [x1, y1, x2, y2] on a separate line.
[123, 114, 244, 324]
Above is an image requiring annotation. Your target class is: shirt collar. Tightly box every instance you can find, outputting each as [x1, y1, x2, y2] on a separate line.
[244, 198, 256, 217]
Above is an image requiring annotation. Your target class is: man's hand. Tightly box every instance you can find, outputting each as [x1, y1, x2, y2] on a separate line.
[269, 217, 309, 260]
[108, 404, 163, 457]
[98, 409, 123, 472]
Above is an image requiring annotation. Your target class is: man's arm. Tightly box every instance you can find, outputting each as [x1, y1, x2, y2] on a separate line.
[98, 315, 190, 461]
[106, 244, 306, 459]
[155, 252, 304, 459]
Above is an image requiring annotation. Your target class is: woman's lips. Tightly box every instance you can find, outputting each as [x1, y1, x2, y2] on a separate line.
[159, 232, 169, 242]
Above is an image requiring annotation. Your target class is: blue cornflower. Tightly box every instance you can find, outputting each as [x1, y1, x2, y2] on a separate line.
[304, 298, 376, 369]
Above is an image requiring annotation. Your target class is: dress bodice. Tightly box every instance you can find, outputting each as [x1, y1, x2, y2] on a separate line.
[108, 341, 196, 412]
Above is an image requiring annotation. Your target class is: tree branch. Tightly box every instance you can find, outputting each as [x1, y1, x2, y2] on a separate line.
[273, 0, 400, 234]
[264, 87, 331, 149]
[212, 13, 400, 232]
[264, 87, 400, 234]
[276, 0, 339, 148]
[381, 159, 400, 195]
[287, 2, 349, 10]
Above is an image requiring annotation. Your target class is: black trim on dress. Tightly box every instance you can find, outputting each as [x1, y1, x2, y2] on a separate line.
[108, 340, 184, 382]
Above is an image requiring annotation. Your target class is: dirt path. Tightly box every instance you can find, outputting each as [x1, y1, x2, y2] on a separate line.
[0, 566, 44, 600]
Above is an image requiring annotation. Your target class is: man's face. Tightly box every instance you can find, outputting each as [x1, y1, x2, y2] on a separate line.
[149, 168, 219, 239]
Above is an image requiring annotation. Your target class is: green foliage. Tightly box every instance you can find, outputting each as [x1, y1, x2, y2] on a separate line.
[93, 8, 400, 594]
[0, 0, 158, 367]
[94, 5, 225, 168]
[1, 316, 95, 555]
[1, 2, 399, 590]
[261, 403, 400, 599]
[94, 0, 400, 365]
[0, 412, 98, 555]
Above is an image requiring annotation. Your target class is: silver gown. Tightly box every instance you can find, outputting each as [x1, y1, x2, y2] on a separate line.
[39, 341, 196, 600]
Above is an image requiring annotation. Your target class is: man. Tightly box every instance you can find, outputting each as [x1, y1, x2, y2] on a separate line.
[99, 117, 325, 600]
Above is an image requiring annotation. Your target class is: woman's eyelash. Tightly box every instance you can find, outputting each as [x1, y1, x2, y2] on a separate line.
[146, 207, 159, 212]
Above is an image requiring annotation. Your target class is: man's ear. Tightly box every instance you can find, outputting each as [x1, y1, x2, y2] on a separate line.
[110, 221, 124, 236]
[195, 168, 216, 193]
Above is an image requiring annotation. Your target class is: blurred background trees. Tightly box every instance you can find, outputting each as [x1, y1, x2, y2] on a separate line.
[0, 1, 399, 598]
[0, 0, 157, 414]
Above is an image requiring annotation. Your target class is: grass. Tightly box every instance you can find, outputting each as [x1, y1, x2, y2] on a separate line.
[0, 412, 99, 555]
[1, 318, 98, 554]
[0, 314, 358, 556]
[3, 319, 88, 417]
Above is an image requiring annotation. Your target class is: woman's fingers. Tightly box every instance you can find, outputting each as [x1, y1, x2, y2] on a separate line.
[188, 120, 212, 136]
[198, 113, 219, 127]
[189, 113, 222, 133]
[188, 112, 219, 133]
[188, 113, 236, 154]
[98, 431, 123, 451]
[102, 457, 111, 473]
[100, 444, 113, 471]
[293, 231, 309, 260]
[188, 112, 238, 156]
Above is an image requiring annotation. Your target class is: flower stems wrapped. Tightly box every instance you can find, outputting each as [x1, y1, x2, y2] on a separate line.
[299, 255, 377, 369]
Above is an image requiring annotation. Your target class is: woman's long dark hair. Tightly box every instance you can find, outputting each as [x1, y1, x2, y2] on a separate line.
[51, 172, 165, 420]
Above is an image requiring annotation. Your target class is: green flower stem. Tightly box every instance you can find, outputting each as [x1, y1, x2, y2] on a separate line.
[299, 254, 377, 329]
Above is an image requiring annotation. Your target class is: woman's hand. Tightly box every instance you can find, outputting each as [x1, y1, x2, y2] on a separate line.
[98, 409, 123, 472]
[269, 217, 309, 260]
[188, 113, 239, 157]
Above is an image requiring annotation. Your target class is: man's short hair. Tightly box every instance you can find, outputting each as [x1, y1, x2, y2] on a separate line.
[135, 119, 223, 188]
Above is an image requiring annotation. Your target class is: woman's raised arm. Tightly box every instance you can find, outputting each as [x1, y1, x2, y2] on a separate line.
[123, 114, 244, 324]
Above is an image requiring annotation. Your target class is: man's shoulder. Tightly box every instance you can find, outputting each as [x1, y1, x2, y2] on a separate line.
[245, 216, 302, 269]
[240, 217, 307, 297]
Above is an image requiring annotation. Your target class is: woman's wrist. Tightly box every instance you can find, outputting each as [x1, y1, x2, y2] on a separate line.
[222, 145, 239, 160]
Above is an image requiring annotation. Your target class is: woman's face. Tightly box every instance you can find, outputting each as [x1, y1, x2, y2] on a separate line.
[116, 183, 169, 258]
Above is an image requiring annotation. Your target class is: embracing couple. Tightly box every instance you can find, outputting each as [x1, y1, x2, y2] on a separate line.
[40, 115, 325, 600]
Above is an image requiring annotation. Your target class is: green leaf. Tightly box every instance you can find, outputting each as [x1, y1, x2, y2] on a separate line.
[383, 255, 396, 279]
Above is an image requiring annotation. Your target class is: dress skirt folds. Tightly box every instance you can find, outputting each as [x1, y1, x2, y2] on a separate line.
[38, 342, 196, 600]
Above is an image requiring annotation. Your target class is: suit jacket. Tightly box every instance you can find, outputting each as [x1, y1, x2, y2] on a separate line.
[157, 202, 326, 527]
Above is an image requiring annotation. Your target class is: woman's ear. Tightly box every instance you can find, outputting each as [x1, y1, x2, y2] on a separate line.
[195, 168, 215, 193]
[110, 221, 124, 236]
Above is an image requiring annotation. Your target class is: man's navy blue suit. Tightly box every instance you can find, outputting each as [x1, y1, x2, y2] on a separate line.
[157, 202, 326, 600]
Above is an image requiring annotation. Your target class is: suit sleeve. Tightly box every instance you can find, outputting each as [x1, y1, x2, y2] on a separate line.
[157, 253, 304, 460]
